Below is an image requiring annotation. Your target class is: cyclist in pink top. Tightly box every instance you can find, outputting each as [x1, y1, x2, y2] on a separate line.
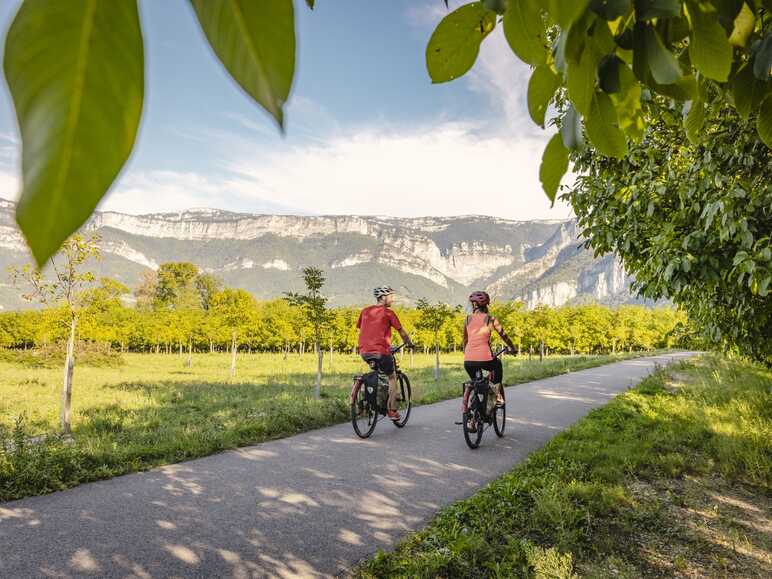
[462, 291, 516, 417]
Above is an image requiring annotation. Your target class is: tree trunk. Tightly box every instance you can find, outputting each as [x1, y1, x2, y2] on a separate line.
[539, 340, 544, 363]
[61, 315, 77, 436]
[434, 343, 440, 381]
[230, 329, 237, 377]
[283, 341, 289, 361]
[186, 339, 192, 367]
[315, 341, 322, 399]
[329, 342, 333, 371]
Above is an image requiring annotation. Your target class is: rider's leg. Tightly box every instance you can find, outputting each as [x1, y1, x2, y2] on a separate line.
[462, 362, 478, 412]
[387, 371, 398, 410]
[492, 358, 505, 405]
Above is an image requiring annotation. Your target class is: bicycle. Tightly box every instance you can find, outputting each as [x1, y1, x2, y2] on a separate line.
[350, 343, 412, 438]
[460, 347, 507, 449]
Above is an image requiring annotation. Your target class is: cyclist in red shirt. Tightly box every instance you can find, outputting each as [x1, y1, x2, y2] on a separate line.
[357, 286, 414, 421]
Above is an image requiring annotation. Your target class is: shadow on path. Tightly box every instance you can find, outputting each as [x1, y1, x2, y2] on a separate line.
[0, 352, 695, 578]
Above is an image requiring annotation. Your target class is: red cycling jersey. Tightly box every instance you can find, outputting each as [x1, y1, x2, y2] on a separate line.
[357, 305, 402, 355]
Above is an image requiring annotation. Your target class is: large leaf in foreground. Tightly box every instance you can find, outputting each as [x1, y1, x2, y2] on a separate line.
[503, 0, 547, 66]
[686, 0, 732, 82]
[585, 91, 628, 158]
[758, 94, 772, 148]
[540, 133, 569, 203]
[426, 2, 496, 83]
[3, 0, 144, 267]
[528, 65, 560, 127]
[190, 0, 295, 128]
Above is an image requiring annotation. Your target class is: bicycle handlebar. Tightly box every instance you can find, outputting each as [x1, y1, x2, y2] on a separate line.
[391, 343, 407, 354]
[492, 347, 509, 359]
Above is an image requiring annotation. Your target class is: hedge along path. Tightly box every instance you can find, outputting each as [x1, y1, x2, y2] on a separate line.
[0, 352, 694, 578]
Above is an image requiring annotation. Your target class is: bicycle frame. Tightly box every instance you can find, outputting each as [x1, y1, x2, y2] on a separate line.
[349, 343, 406, 409]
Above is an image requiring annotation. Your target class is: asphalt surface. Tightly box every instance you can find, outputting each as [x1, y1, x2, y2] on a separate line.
[0, 352, 695, 578]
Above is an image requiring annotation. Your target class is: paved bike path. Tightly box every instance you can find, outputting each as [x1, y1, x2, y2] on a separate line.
[0, 352, 694, 578]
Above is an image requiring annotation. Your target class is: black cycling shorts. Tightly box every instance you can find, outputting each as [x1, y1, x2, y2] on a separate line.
[464, 359, 503, 384]
[361, 353, 396, 375]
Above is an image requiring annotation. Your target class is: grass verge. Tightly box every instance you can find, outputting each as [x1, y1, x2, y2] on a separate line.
[359, 355, 771, 578]
[1, 350, 656, 502]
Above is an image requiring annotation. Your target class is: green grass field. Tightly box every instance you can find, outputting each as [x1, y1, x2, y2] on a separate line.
[0, 350, 654, 501]
[359, 354, 772, 578]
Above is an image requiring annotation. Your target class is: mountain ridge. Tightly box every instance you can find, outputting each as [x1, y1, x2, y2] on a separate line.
[0, 197, 641, 309]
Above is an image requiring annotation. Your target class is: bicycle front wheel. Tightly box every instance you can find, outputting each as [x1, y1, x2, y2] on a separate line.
[351, 380, 377, 438]
[493, 403, 506, 437]
[392, 372, 412, 428]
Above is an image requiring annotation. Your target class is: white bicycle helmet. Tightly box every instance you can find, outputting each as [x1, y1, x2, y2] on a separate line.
[373, 286, 395, 300]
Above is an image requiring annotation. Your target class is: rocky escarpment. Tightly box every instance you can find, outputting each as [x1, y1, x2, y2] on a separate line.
[0, 198, 641, 308]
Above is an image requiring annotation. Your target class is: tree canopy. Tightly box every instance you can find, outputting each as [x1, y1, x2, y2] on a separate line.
[428, 0, 772, 201]
[569, 96, 771, 362]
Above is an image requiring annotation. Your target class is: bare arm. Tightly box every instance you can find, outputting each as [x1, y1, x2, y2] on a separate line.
[398, 328, 414, 348]
[492, 317, 516, 352]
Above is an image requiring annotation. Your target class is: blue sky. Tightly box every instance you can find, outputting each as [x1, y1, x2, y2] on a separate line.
[0, 0, 572, 220]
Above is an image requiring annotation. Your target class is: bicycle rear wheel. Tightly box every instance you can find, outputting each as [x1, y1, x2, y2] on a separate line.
[462, 404, 484, 449]
[351, 380, 377, 438]
[493, 403, 506, 437]
[392, 372, 412, 428]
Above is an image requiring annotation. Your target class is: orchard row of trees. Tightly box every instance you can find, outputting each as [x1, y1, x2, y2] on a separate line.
[0, 278, 687, 358]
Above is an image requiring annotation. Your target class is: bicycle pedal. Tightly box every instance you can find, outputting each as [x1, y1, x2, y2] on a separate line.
[454, 420, 463, 425]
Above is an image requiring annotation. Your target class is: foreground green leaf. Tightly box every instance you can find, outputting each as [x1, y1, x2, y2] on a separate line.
[686, 0, 733, 82]
[644, 25, 682, 84]
[567, 43, 598, 116]
[586, 91, 628, 158]
[754, 34, 772, 81]
[612, 64, 644, 141]
[635, 0, 681, 21]
[540, 134, 569, 203]
[190, 0, 295, 128]
[758, 94, 772, 148]
[590, 0, 631, 21]
[503, 0, 547, 66]
[547, 0, 591, 28]
[426, 2, 496, 83]
[684, 99, 705, 144]
[3, 0, 144, 267]
[561, 105, 585, 150]
[728, 2, 755, 47]
[598, 54, 622, 93]
[528, 65, 560, 127]
[731, 63, 767, 119]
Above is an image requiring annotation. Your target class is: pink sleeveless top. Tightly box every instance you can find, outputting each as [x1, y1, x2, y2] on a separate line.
[464, 313, 493, 361]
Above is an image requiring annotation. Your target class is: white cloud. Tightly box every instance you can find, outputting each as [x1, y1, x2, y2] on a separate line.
[222, 121, 572, 220]
[0, 169, 19, 201]
[467, 28, 544, 136]
[104, 170, 306, 215]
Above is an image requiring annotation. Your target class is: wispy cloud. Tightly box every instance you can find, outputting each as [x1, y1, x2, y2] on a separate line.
[105, 169, 306, 215]
[221, 120, 572, 220]
[405, 1, 451, 28]
[0, 169, 19, 201]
